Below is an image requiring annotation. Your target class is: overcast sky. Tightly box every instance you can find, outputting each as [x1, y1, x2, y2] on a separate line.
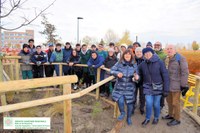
[2, 0, 200, 46]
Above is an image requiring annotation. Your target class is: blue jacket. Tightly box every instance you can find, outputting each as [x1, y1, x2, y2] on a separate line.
[138, 54, 169, 95]
[110, 60, 137, 104]
[87, 54, 105, 69]
[62, 47, 72, 62]
[31, 51, 47, 64]
[87, 54, 105, 80]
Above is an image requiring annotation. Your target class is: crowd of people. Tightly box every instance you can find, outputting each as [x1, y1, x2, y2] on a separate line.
[18, 39, 189, 127]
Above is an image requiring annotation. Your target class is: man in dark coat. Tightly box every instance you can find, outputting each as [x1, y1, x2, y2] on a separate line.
[63, 42, 72, 75]
[31, 45, 47, 78]
[138, 48, 169, 126]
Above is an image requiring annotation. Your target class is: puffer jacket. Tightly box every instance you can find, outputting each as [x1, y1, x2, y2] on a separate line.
[138, 54, 169, 95]
[110, 60, 137, 104]
[18, 50, 32, 71]
[166, 53, 189, 92]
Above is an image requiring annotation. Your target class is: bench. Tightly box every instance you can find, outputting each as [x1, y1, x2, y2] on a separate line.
[181, 74, 200, 108]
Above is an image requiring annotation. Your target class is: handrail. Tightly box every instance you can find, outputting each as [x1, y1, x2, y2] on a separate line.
[0, 75, 78, 93]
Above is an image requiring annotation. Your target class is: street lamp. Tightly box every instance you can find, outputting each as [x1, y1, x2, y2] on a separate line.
[77, 17, 83, 43]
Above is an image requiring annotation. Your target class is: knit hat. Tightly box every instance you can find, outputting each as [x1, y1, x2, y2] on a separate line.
[146, 42, 153, 48]
[135, 47, 143, 52]
[120, 43, 127, 49]
[48, 42, 54, 47]
[22, 44, 29, 49]
[133, 42, 141, 47]
[108, 48, 115, 52]
[142, 47, 154, 55]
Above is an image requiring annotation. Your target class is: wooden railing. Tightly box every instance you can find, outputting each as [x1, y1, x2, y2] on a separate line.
[0, 56, 119, 133]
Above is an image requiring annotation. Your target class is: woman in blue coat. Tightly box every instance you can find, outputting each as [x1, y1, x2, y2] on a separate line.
[110, 49, 138, 125]
[138, 48, 169, 126]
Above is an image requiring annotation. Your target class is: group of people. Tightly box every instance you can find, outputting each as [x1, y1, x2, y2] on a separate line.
[18, 39, 189, 127]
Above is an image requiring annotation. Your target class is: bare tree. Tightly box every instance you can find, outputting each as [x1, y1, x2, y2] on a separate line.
[39, 15, 59, 46]
[104, 29, 119, 44]
[0, 0, 56, 31]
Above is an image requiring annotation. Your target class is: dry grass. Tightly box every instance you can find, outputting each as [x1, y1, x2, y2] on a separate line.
[178, 50, 200, 75]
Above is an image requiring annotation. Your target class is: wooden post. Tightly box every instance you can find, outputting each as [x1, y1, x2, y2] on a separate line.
[63, 83, 72, 133]
[113, 102, 120, 118]
[15, 59, 20, 80]
[10, 64, 14, 80]
[0, 58, 9, 116]
[59, 64, 63, 76]
[0, 58, 3, 81]
[96, 68, 101, 100]
[193, 77, 200, 114]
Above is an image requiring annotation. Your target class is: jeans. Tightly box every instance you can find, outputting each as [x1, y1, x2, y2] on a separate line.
[145, 95, 162, 120]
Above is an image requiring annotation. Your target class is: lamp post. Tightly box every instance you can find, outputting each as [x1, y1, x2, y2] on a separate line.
[77, 17, 83, 43]
[136, 35, 138, 42]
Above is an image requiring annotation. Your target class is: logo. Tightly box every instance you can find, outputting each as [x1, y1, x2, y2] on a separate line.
[4, 117, 13, 127]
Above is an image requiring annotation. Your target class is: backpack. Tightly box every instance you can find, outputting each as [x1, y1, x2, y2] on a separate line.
[175, 53, 181, 65]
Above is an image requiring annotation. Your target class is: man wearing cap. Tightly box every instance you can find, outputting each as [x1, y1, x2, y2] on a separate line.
[18, 44, 33, 79]
[162, 44, 189, 126]
[138, 47, 169, 126]
[45, 43, 55, 77]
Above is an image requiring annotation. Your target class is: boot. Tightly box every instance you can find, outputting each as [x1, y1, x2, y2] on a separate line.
[117, 96, 125, 121]
[127, 103, 133, 125]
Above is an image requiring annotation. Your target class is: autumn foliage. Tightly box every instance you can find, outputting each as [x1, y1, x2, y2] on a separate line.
[178, 50, 200, 74]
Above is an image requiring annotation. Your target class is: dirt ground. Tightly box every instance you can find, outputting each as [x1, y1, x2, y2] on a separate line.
[0, 90, 116, 133]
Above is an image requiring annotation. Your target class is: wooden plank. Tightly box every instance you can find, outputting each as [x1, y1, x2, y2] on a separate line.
[0, 76, 114, 113]
[183, 108, 200, 125]
[3, 56, 21, 59]
[63, 84, 72, 133]
[192, 77, 200, 114]
[0, 59, 3, 82]
[0, 75, 78, 93]
[59, 64, 63, 76]
[96, 68, 101, 100]
[15, 59, 20, 80]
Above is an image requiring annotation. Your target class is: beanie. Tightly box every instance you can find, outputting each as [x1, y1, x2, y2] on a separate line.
[142, 47, 154, 55]
[146, 42, 153, 48]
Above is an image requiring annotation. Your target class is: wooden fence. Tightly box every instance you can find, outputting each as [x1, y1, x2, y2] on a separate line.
[0, 56, 118, 133]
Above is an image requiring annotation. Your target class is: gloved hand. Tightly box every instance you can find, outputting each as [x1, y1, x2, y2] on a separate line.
[162, 92, 169, 97]
[181, 86, 189, 96]
[36, 61, 41, 66]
